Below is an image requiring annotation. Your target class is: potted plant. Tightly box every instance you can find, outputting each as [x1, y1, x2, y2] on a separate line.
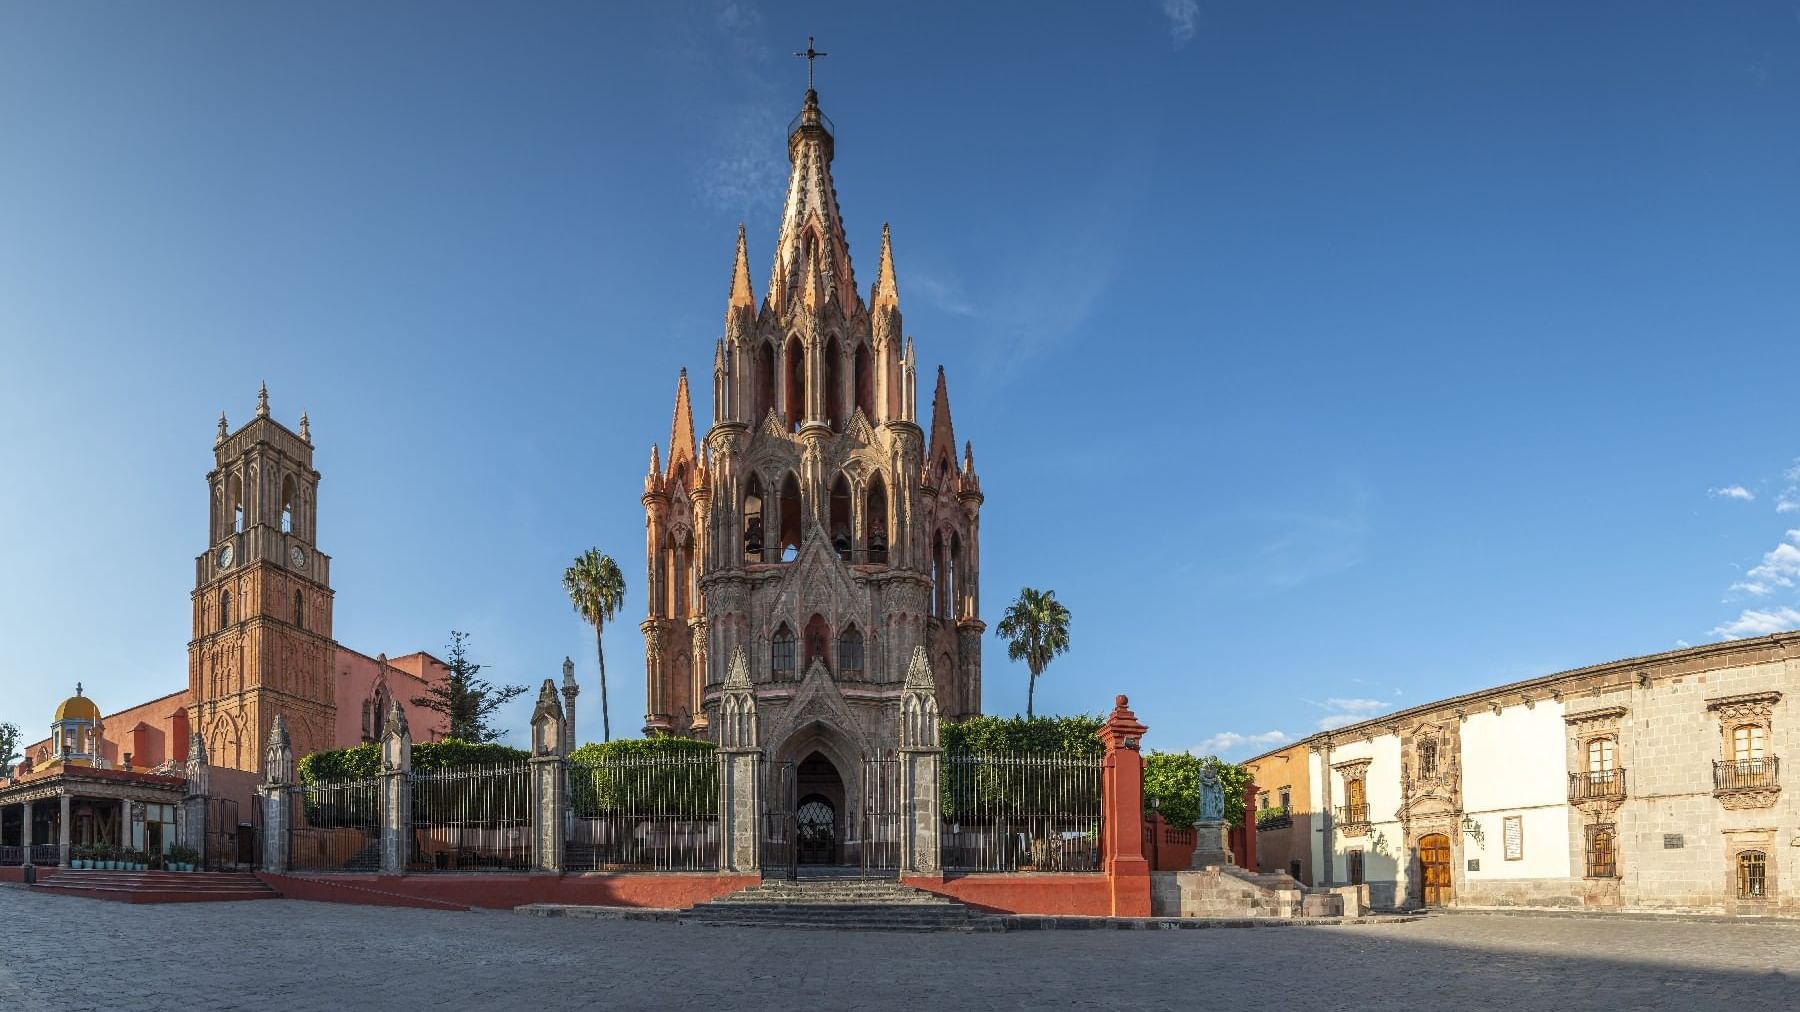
[71, 845, 89, 870]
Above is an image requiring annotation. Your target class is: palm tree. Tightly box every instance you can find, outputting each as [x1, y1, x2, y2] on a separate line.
[996, 586, 1072, 720]
[563, 548, 626, 742]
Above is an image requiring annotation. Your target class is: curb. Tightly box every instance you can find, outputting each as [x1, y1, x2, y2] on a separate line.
[517, 903, 680, 922]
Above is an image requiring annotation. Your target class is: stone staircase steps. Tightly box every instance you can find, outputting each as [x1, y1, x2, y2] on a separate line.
[33, 870, 279, 905]
[684, 879, 995, 932]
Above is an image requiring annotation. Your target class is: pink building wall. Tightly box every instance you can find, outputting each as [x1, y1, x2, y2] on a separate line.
[333, 648, 450, 747]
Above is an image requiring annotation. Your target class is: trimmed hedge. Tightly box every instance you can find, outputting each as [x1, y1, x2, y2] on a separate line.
[297, 739, 530, 785]
[1142, 751, 1251, 827]
[940, 714, 1104, 757]
[568, 737, 718, 817]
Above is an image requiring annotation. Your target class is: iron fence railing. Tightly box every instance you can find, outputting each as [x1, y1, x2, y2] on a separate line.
[0, 845, 22, 867]
[1568, 769, 1628, 802]
[411, 763, 533, 873]
[761, 757, 796, 880]
[860, 753, 900, 877]
[29, 844, 62, 866]
[940, 753, 1103, 873]
[291, 778, 382, 872]
[1714, 757, 1779, 792]
[566, 753, 720, 872]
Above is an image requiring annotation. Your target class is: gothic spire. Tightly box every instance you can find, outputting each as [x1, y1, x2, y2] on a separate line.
[770, 87, 858, 313]
[256, 382, 270, 418]
[927, 366, 957, 476]
[299, 411, 311, 445]
[667, 369, 698, 481]
[871, 223, 899, 311]
[728, 224, 755, 316]
[216, 411, 229, 447]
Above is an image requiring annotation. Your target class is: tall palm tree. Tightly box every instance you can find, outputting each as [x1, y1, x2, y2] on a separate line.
[563, 548, 626, 742]
[996, 586, 1072, 720]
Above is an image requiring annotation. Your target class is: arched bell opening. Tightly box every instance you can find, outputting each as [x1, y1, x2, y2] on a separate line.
[784, 336, 805, 432]
[778, 472, 802, 562]
[742, 475, 765, 563]
[865, 473, 889, 565]
[829, 474, 852, 562]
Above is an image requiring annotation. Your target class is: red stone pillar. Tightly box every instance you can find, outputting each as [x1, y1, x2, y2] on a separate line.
[1242, 780, 1258, 873]
[1098, 694, 1150, 917]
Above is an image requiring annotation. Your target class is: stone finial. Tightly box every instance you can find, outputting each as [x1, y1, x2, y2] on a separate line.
[381, 700, 412, 773]
[1098, 695, 1148, 753]
[186, 732, 210, 798]
[904, 645, 934, 691]
[382, 699, 410, 740]
[188, 732, 208, 767]
[265, 713, 294, 787]
[724, 647, 753, 691]
[562, 656, 578, 690]
[718, 647, 759, 750]
[530, 679, 566, 757]
[256, 381, 270, 418]
[299, 411, 311, 444]
[216, 411, 229, 446]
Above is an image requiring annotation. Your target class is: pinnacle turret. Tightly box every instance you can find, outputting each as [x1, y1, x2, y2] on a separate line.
[872, 223, 899, 312]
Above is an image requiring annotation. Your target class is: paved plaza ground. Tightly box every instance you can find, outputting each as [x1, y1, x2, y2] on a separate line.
[3, 886, 1796, 1011]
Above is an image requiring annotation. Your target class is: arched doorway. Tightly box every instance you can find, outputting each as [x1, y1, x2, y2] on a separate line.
[1418, 833, 1453, 907]
[795, 751, 846, 866]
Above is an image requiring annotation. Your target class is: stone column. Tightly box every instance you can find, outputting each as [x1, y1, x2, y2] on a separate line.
[1242, 780, 1259, 874]
[1098, 695, 1150, 917]
[897, 647, 942, 876]
[182, 733, 210, 862]
[119, 798, 130, 851]
[529, 680, 568, 874]
[560, 657, 580, 748]
[259, 714, 295, 873]
[716, 648, 761, 875]
[379, 704, 412, 875]
[20, 801, 32, 865]
[58, 794, 71, 865]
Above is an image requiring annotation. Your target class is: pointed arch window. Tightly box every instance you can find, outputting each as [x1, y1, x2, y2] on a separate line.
[227, 473, 244, 534]
[771, 625, 796, 681]
[824, 336, 844, 431]
[755, 340, 776, 424]
[784, 335, 805, 431]
[948, 532, 962, 620]
[280, 475, 297, 534]
[803, 613, 831, 673]
[829, 475, 852, 562]
[743, 475, 765, 563]
[778, 472, 802, 562]
[219, 589, 233, 629]
[294, 589, 305, 631]
[838, 625, 864, 680]
[865, 473, 889, 565]
[854, 343, 873, 420]
[931, 531, 945, 618]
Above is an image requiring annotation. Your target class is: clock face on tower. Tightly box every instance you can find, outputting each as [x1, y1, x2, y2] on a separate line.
[290, 545, 308, 568]
[216, 544, 233, 569]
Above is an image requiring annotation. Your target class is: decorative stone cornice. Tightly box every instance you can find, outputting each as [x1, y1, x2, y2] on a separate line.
[1332, 757, 1374, 777]
[1565, 706, 1628, 727]
[1705, 692, 1782, 722]
[1716, 787, 1780, 810]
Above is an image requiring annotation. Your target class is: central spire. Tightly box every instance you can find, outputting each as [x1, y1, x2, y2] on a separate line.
[771, 86, 857, 313]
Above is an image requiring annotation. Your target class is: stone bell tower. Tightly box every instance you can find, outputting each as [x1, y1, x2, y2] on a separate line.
[188, 385, 336, 772]
[640, 82, 987, 766]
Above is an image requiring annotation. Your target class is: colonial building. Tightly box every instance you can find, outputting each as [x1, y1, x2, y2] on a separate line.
[639, 84, 987, 836]
[1245, 632, 1797, 916]
[16, 388, 449, 814]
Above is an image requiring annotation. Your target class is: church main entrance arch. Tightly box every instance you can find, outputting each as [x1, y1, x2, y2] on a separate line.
[795, 752, 845, 866]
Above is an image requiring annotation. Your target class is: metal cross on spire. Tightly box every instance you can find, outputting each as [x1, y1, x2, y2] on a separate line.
[793, 35, 828, 90]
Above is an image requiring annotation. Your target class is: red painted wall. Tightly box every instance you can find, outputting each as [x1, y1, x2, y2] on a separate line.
[264, 873, 760, 910]
[904, 873, 1111, 915]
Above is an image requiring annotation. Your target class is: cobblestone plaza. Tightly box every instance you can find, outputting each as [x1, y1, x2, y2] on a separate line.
[3, 887, 1795, 1010]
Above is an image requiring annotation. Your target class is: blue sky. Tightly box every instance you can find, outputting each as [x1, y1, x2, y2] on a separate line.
[2, 2, 1797, 759]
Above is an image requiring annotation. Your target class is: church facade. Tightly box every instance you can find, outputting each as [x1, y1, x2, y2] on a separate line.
[639, 86, 987, 800]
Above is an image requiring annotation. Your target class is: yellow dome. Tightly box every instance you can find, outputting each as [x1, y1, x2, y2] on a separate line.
[54, 694, 101, 723]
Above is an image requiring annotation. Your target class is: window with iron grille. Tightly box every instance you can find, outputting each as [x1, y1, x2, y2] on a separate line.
[1348, 849, 1365, 885]
[1738, 850, 1767, 900]
[837, 625, 864, 679]
[1419, 739, 1439, 779]
[1585, 825, 1617, 879]
[771, 625, 795, 680]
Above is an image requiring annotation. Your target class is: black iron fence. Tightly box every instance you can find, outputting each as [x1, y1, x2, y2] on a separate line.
[761, 757, 796, 880]
[0, 845, 22, 866]
[1568, 769, 1628, 802]
[860, 753, 900, 877]
[291, 777, 381, 872]
[200, 798, 240, 871]
[566, 753, 720, 872]
[28, 844, 61, 866]
[1714, 757, 1779, 792]
[940, 753, 1103, 873]
[411, 763, 533, 872]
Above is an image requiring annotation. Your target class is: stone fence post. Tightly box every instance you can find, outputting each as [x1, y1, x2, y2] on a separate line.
[181, 732, 211, 862]
[1242, 779, 1259, 873]
[379, 704, 412, 875]
[898, 647, 942, 877]
[1098, 695, 1150, 917]
[259, 714, 294, 873]
[716, 648, 761, 874]
[529, 679, 568, 874]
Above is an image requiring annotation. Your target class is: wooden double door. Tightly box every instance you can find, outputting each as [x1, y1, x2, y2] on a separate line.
[1419, 833, 1453, 907]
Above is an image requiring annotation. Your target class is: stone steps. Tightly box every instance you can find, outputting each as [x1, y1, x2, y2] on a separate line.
[684, 879, 993, 932]
[33, 870, 280, 905]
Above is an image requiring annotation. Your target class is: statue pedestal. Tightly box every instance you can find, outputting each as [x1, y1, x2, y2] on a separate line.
[1189, 820, 1234, 869]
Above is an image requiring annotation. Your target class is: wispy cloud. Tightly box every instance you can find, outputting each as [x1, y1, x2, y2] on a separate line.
[1322, 697, 1386, 714]
[1304, 695, 1391, 731]
[1713, 606, 1800, 639]
[1160, 0, 1200, 48]
[905, 265, 977, 318]
[1255, 486, 1374, 591]
[1710, 485, 1755, 501]
[1191, 730, 1290, 756]
[1778, 460, 1800, 512]
[693, 2, 786, 218]
[1729, 530, 1800, 595]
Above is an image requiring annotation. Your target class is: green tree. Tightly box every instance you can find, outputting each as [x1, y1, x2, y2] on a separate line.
[0, 721, 18, 777]
[1143, 752, 1251, 827]
[563, 548, 626, 742]
[995, 587, 1072, 719]
[409, 631, 527, 744]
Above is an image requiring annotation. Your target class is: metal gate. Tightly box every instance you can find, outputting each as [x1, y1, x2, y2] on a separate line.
[859, 752, 900, 878]
[201, 797, 240, 871]
[760, 758, 795, 880]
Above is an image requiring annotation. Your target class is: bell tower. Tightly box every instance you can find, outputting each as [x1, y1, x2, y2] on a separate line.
[188, 384, 336, 772]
